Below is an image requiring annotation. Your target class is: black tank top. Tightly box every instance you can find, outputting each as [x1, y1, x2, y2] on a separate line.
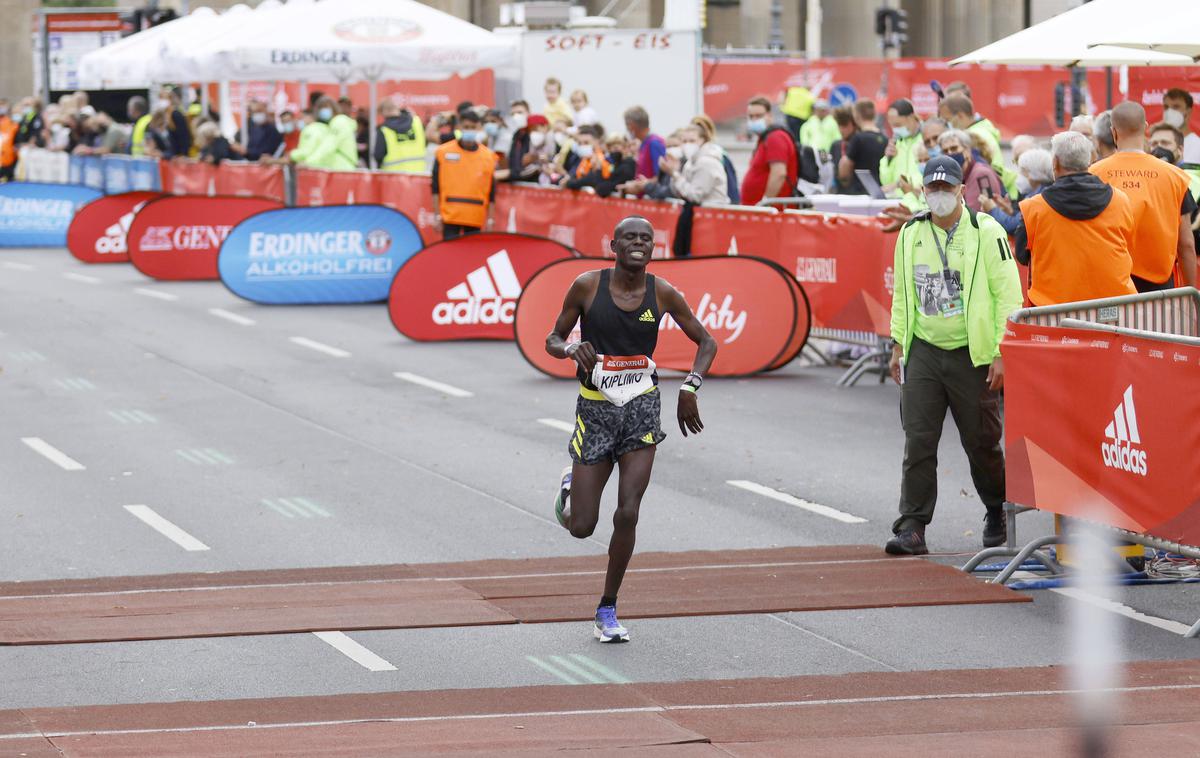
[578, 268, 660, 388]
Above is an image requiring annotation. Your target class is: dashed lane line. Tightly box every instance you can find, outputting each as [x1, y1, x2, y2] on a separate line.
[263, 497, 331, 519]
[727, 480, 867, 524]
[537, 418, 575, 433]
[62, 272, 101, 284]
[290, 336, 351, 358]
[2, 262, 33, 271]
[175, 448, 235, 465]
[135, 287, 179, 302]
[20, 437, 85, 471]
[208, 308, 256, 326]
[394, 371, 473, 398]
[313, 631, 397, 672]
[54, 377, 96, 391]
[123, 505, 210, 551]
[107, 409, 158, 425]
[8, 350, 46, 363]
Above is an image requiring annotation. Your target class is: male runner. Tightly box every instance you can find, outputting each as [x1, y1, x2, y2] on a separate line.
[546, 216, 717, 642]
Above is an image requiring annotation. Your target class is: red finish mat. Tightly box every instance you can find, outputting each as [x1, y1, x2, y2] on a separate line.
[0, 546, 1025, 645]
[3, 662, 1198, 756]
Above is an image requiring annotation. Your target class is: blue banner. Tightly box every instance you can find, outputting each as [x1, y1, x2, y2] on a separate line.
[80, 156, 105, 191]
[0, 183, 104, 247]
[102, 157, 130, 194]
[218, 205, 422, 304]
[68, 155, 84, 186]
[127, 158, 161, 192]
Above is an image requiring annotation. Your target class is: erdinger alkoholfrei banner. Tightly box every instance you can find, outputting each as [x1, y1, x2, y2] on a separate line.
[1003, 319, 1200, 547]
[66, 191, 163, 264]
[514, 257, 810, 378]
[0, 183, 104, 248]
[129, 195, 284, 281]
[388, 232, 578, 341]
[218, 204, 422, 304]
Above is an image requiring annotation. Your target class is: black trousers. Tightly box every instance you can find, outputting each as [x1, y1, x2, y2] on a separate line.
[1131, 273, 1173, 293]
[894, 338, 1005, 534]
[443, 223, 481, 241]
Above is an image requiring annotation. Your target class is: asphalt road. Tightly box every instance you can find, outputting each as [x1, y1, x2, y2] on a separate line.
[1, 247, 1196, 712]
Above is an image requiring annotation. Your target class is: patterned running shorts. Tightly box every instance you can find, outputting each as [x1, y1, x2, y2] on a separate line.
[568, 388, 666, 465]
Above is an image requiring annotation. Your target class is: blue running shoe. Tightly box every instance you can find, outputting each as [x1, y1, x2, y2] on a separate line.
[594, 604, 629, 643]
[554, 465, 572, 528]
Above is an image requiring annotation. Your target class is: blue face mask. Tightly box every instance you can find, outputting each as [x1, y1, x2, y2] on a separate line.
[317, 107, 333, 122]
[747, 117, 768, 135]
[460, 130, 479, 144]
[946, 151, 966, 167]
[893, 126, 911, 139]
[484, 123, 499, 137]
[927, 144, 943, 159]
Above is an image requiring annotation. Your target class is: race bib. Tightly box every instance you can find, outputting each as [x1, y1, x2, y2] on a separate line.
[591, 354, 656, 407]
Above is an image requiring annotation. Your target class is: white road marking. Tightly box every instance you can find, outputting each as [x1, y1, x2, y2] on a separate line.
[208, 308, 255, 326]
[62, 272, 101, 284]
[569, 654, 632, 684]
[394, 371, 473, 398]
[727, 480, 867, 524]
[313, 631, 397, 671]
[1051, 586, 1193, 636]
[525, 655, 583, 685]
[20, 437, 85, 471]
[135, 287, 179, 302]
[2, 262, 34, 271]
[54, 377, 96, 391]
[263, 497, 332, 519]
[108, 410, 157, 425]
[123, 505, 210, 551]
[547, 655, 606, 684]
[9, 350, 46, 362]
[290, 336, 350, 358]
[3, 683, 1198, 740]
[175, 448, 235, 465]
[537, 418, 575, 433]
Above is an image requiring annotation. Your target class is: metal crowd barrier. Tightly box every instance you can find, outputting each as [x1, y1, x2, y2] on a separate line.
[964, 287, 1200, 637]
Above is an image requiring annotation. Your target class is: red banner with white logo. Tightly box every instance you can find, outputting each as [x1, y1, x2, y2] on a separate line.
[514, 257, 808, 378]
[1003, 320, 1200, 546]
[388, 232, 578, 341]
[690, 207, 893, 336]
[376, 172, 438, 244]
[128, 195, 284, 280]
[295, 168, 380, 207]
[66, 191, 163, 264]
[214, 163, 287, 202]
[161, 160, 218, 196]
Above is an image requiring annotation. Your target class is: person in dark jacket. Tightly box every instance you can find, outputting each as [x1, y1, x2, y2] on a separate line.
[196, 121, 232, 165]
[232, 99, 282, 161]
[567, 133, 636, 198]
[156, 87, 192, 157]
[371, 100, 424, 171]
[13, 97, 46, 148]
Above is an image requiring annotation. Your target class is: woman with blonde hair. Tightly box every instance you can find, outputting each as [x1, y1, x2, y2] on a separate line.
[690, 113, 739, 203]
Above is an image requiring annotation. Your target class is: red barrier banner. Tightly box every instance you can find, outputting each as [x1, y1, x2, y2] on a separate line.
[494, 185, 682, 258]
[376, 172, 438, 244]
[295, 169, 380, 207]
[514, 257, 807, 378]
[388, 232, 578, 342]
[160, 160, 217, 196]
[214, 163, 287, 203]
[128, 195, 284, 281]
[1003, 320, 1200, 546]
[691, 207, 893, 336]
[66, 191, 163, 264]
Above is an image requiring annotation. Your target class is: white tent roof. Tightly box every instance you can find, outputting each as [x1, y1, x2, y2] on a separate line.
[76, 7, 219, 89]
[183, 0, 517, 82]
[1090, 0, 1200, 60]
[952, 0, 1195, 67]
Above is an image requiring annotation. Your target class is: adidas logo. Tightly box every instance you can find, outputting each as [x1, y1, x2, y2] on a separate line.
[641, 432, 655, 444]
[432, 250, 521, 325]
[638, 309, 655, 323]
[94, 211, 136, 254]
[1100, 385, 1148, 476]
[915, 240, 923, 247]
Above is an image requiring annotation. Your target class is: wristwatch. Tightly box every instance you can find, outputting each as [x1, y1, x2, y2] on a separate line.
[681, 372, 704, 393]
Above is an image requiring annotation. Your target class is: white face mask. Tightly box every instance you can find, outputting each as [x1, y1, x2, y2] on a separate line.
[1015, 174, 1032, 195]
[666, 146, 684, 160]
[510, 113, 527, 130]
[681, 142, 699, 160]
[251, 112, 267, 125]
[529, 130, 546, 148]
[1163, 107, 1187, 129]
[155, 98, 171, 111]
[925, 189, 960, 217]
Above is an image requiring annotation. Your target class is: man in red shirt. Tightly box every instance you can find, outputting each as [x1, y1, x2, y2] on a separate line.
[740, 96, 798, 206]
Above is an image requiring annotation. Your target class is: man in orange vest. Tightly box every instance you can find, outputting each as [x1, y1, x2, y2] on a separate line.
[431, 110, 496, 240]
[1090, 101, 1197, 290]
[1015, 131, 1137, 306]
[0, 99, 17, 182]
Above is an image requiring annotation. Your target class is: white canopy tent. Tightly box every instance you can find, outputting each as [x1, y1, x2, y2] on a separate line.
[1090, 0, 1200, 60]
[76, 7, 218, 90]
[950, 0, 1195, 67]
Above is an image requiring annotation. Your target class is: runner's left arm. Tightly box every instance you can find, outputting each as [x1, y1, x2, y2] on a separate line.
[658, 279, 717, 436]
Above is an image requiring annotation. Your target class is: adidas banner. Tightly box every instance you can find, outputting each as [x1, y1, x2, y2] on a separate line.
[388, 233, 578, 342]
[67, 192, 164, 264]
[514, 257, 810, 378]
[1003, 318, 1200, 547]
[129, 196, 284, 281]
[0, 182, 104, 248]
[218, 204, 422, 304]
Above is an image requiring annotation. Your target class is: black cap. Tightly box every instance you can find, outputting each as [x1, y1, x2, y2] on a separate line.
[923, 155, 963, 186]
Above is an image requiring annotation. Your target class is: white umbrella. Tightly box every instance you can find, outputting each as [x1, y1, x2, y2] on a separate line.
[77, 7, 218, 89]
[1090, 0, 1200, 59]
[951, 0, 1195, 67]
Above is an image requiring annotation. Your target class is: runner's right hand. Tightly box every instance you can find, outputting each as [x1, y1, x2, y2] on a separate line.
[568, 341, 597, 374]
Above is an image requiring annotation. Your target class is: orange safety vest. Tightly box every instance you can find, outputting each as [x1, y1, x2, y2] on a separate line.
[1090, 152, 1192, 284]
[0, 117, 16, 167]
[434, 139, 496, 228]
[1020, 189, 1138, 306]
[573, 152, 612, 180]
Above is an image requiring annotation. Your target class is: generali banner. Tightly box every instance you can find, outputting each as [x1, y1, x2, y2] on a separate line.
[1003, 320, 1200, 547]
[218, 204, 422, 304]
[389, 232, 578, 341]
[514, 257, 809, 378]
[66, 191, 163, 264]
[128, 196, 284, 281]
[0, 182, 103, 247]
[691, 207, 894, 337]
